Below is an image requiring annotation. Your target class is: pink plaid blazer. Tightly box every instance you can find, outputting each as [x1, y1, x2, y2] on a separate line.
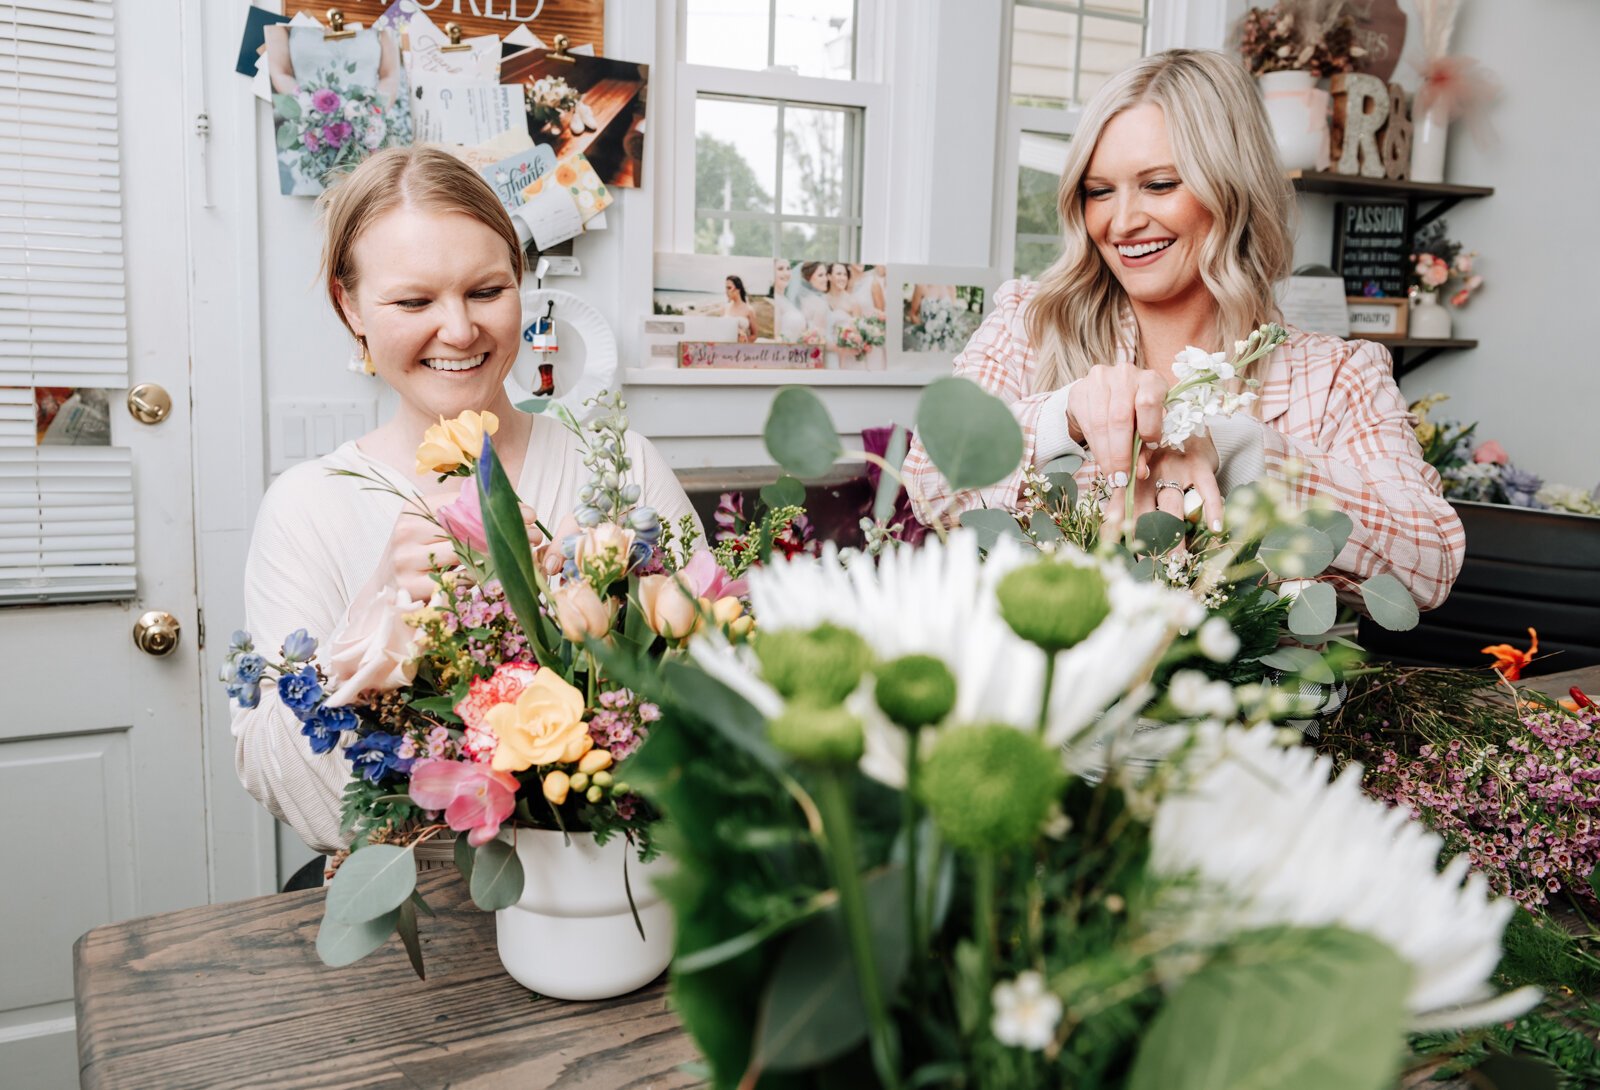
[903, 279, 1465, 610]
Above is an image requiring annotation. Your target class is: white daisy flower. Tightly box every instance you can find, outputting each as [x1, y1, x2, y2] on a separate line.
[1149, 723, 1541, 1030]
[689, 532, 1200, 788]
[991, 971, 1062, 1051]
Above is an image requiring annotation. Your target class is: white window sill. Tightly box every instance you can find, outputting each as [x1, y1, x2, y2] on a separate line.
[622, 367, 944, 387]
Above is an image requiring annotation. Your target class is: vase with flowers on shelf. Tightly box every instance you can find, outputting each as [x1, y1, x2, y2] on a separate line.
[1408, 218, 1483, 340]
[1410, 0, 1498, 183]
[1236, 1, 1367, 171]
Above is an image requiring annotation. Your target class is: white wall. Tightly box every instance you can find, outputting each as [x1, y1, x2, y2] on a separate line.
[1265, 1, 1599, 486]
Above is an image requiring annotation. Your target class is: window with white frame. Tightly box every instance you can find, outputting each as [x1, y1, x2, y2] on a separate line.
[670, 0, 887, 263]
[1001, 0, 1152, 279]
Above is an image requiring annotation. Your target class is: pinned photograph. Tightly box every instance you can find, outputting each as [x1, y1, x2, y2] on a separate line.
[771, 261, 887, 370]
[264, 25, 412, 196]
[501, 48, 648, 187]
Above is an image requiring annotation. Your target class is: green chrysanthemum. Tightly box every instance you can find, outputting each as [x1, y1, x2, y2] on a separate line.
[995, 560, 1111, 653]
[873, 654, 957, 730]
[754, 623, 872, 706]
[918, 724, 1064, 852]
[768, 701, 865, 766]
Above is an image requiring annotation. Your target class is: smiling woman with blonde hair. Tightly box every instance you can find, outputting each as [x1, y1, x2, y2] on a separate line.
[904, 49, 1462, 612]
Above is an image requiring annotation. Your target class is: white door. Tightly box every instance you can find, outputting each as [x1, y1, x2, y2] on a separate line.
[0, 2, 209, 1086]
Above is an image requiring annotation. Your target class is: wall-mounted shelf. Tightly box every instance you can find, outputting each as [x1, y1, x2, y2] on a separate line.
[1288, 171, 1494, 230]
[1367, 338, 1479, 378]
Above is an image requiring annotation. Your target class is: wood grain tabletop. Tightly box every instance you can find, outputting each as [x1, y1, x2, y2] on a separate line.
[73, 869, 701, 1090]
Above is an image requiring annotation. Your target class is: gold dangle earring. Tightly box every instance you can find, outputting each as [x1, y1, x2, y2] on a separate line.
[357, 336, 376, 376]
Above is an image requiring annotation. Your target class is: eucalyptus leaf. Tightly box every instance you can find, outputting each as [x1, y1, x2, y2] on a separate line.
[1304, 509, 1354, 555]
[1258, 525, 1336, 579]
[1360, 573, 1420, 632]
[872, 426, 909, 525]
[754, 867, 910, 1072]
[764, 387, 843, 479]
[1040, 454, 1083, 477]
[454, 830, 476, 884]
[315, 907, 400, 968]
[1128, 927, 1410, 1090]
[1258, 645, 1335, 686]
[1048, 472, 1079, 510]
[1287, 581, 1337, 638]
[1134, 511, 1187, 555]
[409, 888, 436, 917]
[1030, 515, 1064, 543]
[396, 898, 426, 980]
[324, 844, 416, 925]
[915, 377, 1024, 491]
[469, 838, 525, 911]
[960, 507, 1030, 551]
[761, 475, 808, 510]
[675, 896, 828, 975]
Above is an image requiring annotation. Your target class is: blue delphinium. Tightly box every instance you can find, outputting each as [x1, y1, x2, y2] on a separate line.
[302, 705, 358, 755]
[345, 731, 414, 783]
[277, 664, 325, 720]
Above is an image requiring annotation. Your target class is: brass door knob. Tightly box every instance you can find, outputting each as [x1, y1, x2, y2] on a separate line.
[133, 611, 181, 656]
[127, 383, 172, 425]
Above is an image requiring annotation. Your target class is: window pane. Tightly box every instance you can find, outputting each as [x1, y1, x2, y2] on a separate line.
[695, 214, 776, 258]
[1076, 13, 1145, 103]
[1084, 0, 1145, 15]
[1011, 3, 1077, 109]
[781, 221, 847, 263]
[772, 0, 856, 79]
[696, 97, 777, 218]
[1016, 131, 1070, 278]
[686, 0, 770, 71]
[782, 105, 857, 218]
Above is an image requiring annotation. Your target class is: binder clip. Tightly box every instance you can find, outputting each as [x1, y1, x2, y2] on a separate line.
[324, 8, 356, 41]
[440, 23, 472, 53]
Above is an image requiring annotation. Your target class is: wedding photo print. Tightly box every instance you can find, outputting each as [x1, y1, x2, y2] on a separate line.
[653, 253, 776, 344]
[903, 281, 985, 354]
[264, 24, 411, 196]
[772, 259, 888, 369]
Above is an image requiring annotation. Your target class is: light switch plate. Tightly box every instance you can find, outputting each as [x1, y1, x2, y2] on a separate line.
[269, 398, 376, 475]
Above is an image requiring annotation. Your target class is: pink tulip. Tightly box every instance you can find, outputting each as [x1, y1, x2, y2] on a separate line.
[638, 573, 705, 641]
[1473, 440, 1509, 465]
[436, 477, 488, 552]
[680, 549, 749, 600]
[407, 758, 520, 846]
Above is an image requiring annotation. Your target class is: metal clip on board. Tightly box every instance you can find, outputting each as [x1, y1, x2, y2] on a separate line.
[324, 8, 356, 41]
[440, 23, 472, 52]
[547, 34, 577, 64]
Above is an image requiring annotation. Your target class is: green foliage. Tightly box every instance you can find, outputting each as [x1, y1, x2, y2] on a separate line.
[1360, 573, 1421, 631]
[478, 439, 560, 669]
[1133, 511, 1186, 555]
[873, 425, 908, 525]
[915, 377, 1025, 491]
[961, 507, 1031, 550]
[1258, 523, 1336, 579]
[468, 838, 525, 911]
[315, 908, 400, 968]
[764, 387, 843, 479]
[1128, 927, 1411, 1090]
[323, 843, 416, 925]
[1287, 581, 1338, 637]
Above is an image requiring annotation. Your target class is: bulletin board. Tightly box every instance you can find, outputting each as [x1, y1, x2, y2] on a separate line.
[285, 1, 605, 53]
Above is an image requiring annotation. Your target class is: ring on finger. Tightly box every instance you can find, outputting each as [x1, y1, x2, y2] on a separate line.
[1154, 478, 1188, 496]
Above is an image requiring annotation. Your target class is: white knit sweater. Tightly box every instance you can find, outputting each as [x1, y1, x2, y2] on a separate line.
[232, 419, 702, 852]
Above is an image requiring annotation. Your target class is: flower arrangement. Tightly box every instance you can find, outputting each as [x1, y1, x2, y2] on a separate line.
[906, 295, 970, 353]
[524, 74, 597, 137]
[1413, 0, 1498, 129]
[273, 73, 391, 190]
[1410, 220, 1483, 307]
[1235, 0, 1365, 78]
[857, 314, 887, 349]
[221, 395, 763, 974]
[712, 481, 818, 579]
[835, 319, 866, 353]
[1411, 394, 1598, 514]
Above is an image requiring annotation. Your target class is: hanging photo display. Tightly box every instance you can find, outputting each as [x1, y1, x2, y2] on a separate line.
[264, 25, 412, 196]
[500, 48, 649, 188]
[284, 1, 606, 56]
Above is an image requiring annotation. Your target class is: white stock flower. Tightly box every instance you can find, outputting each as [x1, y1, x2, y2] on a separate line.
[1196, 616, 1241, 662]
[991, 971, 1063, 1051]
[1168, 670, 1237, 718]
[688, 532, 1200, 788]
[1171, 345, 1216, 379]
[1150, 724, 1541, 1030]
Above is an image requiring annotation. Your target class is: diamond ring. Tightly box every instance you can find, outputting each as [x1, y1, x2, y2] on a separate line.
[1154, 478, 1187, 494]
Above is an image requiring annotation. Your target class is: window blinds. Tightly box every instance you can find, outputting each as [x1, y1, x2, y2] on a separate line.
[0, 0, 136, 604]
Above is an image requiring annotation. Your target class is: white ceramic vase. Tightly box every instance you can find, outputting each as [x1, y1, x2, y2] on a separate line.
[1258, 70, 1328, 172]
[1410, 292, 1452, 339]
[495, 829, 674, 1000]
[1410, 101, 1449, 184]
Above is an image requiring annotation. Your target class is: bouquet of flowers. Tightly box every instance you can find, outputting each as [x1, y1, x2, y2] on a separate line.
[907, 296, 967, 353]
[274, 73, 391, 191]
[1235, 0, 1365, 77]
[835, 319, 866, 353]
[857, 314, 888, 349]
[1411, 394, 1597, 513]
[1411, 220, 1484, 307]
[525, 74, 596, 137]
[713, 481, 818, 579]
[221, 395, 759, 975]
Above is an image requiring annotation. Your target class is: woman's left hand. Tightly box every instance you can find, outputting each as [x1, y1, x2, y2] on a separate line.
[1115, 437, 1225, 537]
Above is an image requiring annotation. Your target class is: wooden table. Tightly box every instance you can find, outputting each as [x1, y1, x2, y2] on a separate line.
[1518, 663, 1600, 702]
[73, 870, 701, 1089]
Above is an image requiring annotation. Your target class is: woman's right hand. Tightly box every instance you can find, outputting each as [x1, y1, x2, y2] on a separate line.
[1066, 362, 1168, 491]
[368, 492, 464, 604]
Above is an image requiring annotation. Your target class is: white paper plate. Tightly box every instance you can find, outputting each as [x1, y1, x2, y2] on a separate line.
[509, 286, 619, 424]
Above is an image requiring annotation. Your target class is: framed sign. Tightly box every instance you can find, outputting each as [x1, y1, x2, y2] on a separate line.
[286, 1, 604, 54]
[679, 342, 824, 370]
[1346, 296, 1408, 338]
[1332, 199, 1411, 298]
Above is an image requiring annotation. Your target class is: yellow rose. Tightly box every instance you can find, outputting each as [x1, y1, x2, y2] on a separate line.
[639, 573, 705, 641]
[552, 579, 615, 643]
[415, 410, 500, 476]
[485, 669, 592, 773]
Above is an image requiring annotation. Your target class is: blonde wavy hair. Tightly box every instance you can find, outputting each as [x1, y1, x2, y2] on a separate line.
[1024, 49, 1295, 394]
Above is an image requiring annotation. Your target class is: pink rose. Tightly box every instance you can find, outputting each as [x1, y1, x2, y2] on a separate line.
[1473, 440, 1509, 465]
[407, 758, 519, 846]
[436, 477, 488, 553]
[324, 586, 424, 706]
[1423, 257, 1449, 288]
[680, 549, 749, 601]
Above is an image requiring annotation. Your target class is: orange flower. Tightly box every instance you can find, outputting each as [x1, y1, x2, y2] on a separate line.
[523, 178, 545, 198]
[554, 163, 578, 188]
[1480, 627, 1538, 681]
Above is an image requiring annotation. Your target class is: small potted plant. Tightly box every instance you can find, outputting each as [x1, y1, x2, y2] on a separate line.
[1236, 1, 1366, 171]
[1408, 219, 1483, 338]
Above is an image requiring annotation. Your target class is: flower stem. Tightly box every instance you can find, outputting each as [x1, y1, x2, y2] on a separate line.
[903, 727, 924, 972]
[1037, 651, 1057, 736]
[816, 771, 901, 1089]
[1122, 435, 1143, 547]
[974, 850, 998, 1025]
